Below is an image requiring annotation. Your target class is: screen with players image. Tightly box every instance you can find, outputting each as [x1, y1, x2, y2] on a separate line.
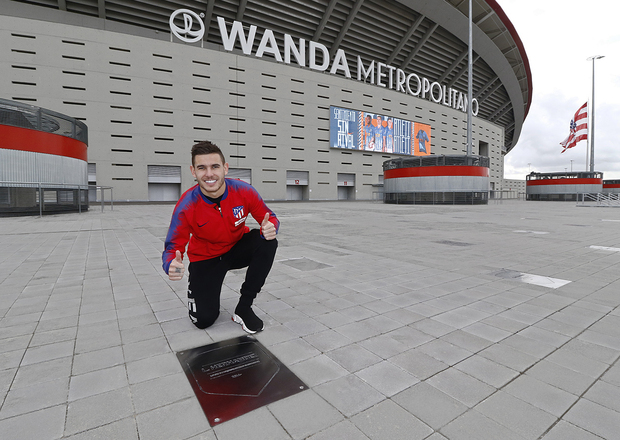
[329, 105, 431, 156]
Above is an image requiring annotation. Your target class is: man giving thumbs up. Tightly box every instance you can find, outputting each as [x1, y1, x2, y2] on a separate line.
[162, 141, 279, 334]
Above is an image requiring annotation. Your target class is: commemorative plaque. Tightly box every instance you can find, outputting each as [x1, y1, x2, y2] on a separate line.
[177, 335, 307, 425]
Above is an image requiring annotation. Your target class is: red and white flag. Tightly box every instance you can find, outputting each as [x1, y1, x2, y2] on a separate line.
[560, 102, 588, 153]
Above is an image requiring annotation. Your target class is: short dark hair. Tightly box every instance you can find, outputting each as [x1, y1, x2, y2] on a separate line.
[191, 141, 226, 166]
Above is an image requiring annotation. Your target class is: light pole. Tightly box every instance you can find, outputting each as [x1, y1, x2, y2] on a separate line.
[587, 55, 604, 172]
[570, 159, 573, 172]
[466, 0, 473, 156]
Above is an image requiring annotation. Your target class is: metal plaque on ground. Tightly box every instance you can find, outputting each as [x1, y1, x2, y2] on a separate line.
[177, 335, 307, 426]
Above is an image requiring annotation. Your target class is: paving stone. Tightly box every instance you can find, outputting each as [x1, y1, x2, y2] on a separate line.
[1, 201, 620, 440]
[351, 399, 433, 440]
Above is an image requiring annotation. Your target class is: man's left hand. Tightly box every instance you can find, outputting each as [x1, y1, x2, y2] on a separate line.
[261, 213, 276, 240]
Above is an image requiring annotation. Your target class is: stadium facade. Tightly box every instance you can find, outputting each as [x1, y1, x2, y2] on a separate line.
[1, 0, 531, 202]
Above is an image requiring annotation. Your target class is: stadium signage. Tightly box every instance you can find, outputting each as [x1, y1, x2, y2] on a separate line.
[169, 11, 478, 116]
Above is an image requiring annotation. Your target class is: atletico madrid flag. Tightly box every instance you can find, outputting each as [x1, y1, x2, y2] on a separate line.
[560, 102, 588, 153]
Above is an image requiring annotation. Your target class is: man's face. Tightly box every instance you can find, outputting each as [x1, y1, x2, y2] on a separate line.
[190, 153, 228, 198]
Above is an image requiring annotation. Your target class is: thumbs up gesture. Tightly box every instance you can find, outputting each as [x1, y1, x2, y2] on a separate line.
[168, 250, 185, 281]
[260, 213, 276, 240]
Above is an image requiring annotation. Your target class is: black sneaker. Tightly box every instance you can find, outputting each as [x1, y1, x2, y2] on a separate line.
[233, 306, 264, 334]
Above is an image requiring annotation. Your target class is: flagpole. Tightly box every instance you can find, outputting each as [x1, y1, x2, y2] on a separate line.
[587, 55, 604, 172]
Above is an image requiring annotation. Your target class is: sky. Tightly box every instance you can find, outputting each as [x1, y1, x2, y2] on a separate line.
[496, 0, 620, 180]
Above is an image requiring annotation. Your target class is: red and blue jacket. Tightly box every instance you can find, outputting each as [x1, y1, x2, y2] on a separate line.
[162, 179, 279, 274]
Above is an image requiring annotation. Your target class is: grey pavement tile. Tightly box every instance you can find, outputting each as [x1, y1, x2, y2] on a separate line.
[356, 360, 419, 396]
[440, 410, 527, 440]
[411, 318, 457, 337]
[545, 348, 609, 379]
[454, 354, 519, 388]
[432, 307, 491, 329]
[289, 354, 349, 387]
[71, 346, 124, 376]
[136, 397, 211, 440]
[326, 343, 382, 373]
[130, 372, 195, 414]
[0, 404, 66, 440]
[583, 380, 620, 412]
[478, 343, 539, 372]
[302, 329, 353, 353]
[68, 364, 128, 401]
[21, 340, 74, 366]
[0, 367, 16, 396]
[540, 421, 602, 440]
[166, 329, 215, 352]
[601, 364, 620, 387]
[462, 321, 512, 343]
[333, 320, 383, 343]
[283, 317, 329, 337]
[480, 314, 529, 333]
[268, 391, 344, 440]
[306, 420, 370, 440]
[268, 337, 321, 365]
[426, 368, 496, 408]
[503, 375, 578, 417]
[392, 381, 468, 430]
[0, 334, 30, 354]
[126, 352, 184, 385]
[29, 327, 78, 348]
[358, 333, 411, 359]
[578, 329, 620, 352]
[122, 336, 171, 363]
[0, 376, 69, 420]
[65, 387, 134, 436]
[441, 329, 494, 353]
[517, 326, 571, 348]
[213, 407, 290, 440]
[74, 321, 122, 354]
[533, 317, 585, 338]
[564, 398, 620, 440]
[351, 399, 433, 440]
[501, 333, 556, 358]
[476, 391, 559, 439]
[254, 323, 299, 346]
[314, 374, 385, 418]
[417, 339, 473, 366]
[527, 360, 597, 396]
[389, 348, 449, 380]
[62, 417, 139, 440]
[562, 338, 620, 365]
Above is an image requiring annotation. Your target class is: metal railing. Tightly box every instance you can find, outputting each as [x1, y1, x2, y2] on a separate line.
[577, 193, 620, 207]
[0, 182, 113, 217]
[0, 98, 88, 143]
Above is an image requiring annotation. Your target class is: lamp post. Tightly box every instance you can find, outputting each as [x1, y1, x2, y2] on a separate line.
[466, 0, 473, 156]
[587, 55, 604, 172]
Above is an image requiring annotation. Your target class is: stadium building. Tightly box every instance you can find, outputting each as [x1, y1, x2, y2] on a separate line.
[1, 0, 531, 203]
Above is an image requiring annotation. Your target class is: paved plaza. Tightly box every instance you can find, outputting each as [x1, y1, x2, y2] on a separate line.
[1, 199, 620, 440]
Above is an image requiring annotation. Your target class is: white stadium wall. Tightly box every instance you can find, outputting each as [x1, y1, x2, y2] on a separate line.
[1, 4, 506, 202]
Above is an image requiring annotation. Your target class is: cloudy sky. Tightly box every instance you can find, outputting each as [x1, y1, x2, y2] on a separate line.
[497, 0, 620, 180]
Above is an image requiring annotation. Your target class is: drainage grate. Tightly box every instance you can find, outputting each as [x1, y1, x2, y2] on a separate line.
[279, 257, 332, 271]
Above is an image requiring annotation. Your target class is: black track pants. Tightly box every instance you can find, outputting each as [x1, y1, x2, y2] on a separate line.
[187, 229, 278, 329]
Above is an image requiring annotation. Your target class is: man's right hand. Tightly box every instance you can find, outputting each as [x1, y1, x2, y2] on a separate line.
[168, 250, 185, 281]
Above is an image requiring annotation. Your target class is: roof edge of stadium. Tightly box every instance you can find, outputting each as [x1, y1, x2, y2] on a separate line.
[485, 0, 533, 118]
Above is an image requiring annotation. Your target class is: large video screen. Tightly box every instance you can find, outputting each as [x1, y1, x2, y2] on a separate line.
[329, 105, 431, 156]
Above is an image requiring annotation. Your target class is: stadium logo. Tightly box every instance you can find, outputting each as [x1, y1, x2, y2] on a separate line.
[169, 9, 205, 43]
